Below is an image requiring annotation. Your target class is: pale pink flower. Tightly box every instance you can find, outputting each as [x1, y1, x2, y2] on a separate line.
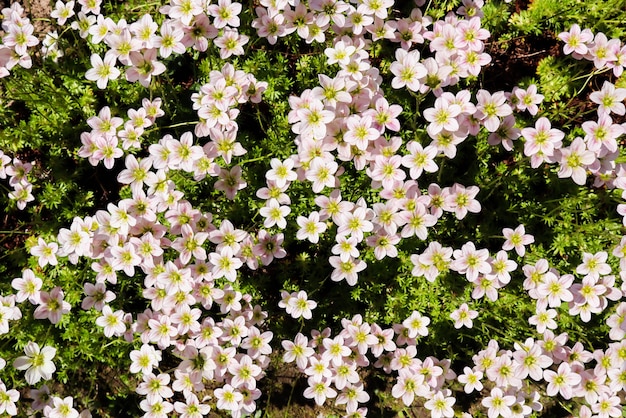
[173, 394, 210, 418]
[254, 229, 286, 265]
[336, 205, 374, 242]
[286, 291, 317, 320]
[424, 390, 456, 418]
[472, 275, 501, 301]
[390, 49, 426, 91]
[3, 22, 38, 56]
[147, 315, 177, 348]
[259, 199, 291, 229]
[450, 303, 478, 328]
[475, 90, 512, 132]
[282, 333, 314, 370]
[558, 24, 593, 56]
[413, 241, 453, 282]
[335, 383, 369, 414]
[296, 211, 326, 243]
[125, 48, 166, 87]
[513, 84, 544, 115]
[252, 8, 286, 45]
[13, 342, 56, 385]
[213, 384, 243, 411]
[332, 236, 360, 262]
[344, 115, 380, 150]
[229, 355, 261, 389]
[0, 382, 19, 416]
[481, 388, 515, 418]
[95, 305, 126, 337]
[582, 114, 623, 153]
[402, 141, 438, 179]
[570, 281, 605, 320]
[305, 157, 338, 193]
[589, 81, 626, 116]
[402, 311, 430, 338]
[512, 339, 553, 381]
[591, 394, 622, 418]
[109, 242, 142, 276]
[12, 269, 43, 304]
[106, 30, 142, 65]
[457, 0, 485, 19]
[324, 40, 355, 66]
[303, 377, 336, 405]
[576, 251, 611, 280]
[240, 327, 273, 358]
[116, 155, 153, 195]
[458, 367, 483, 393]
[34, 287, 71, 324]
[92, 135, 123, 169]
[588, 33, 616, 69]
[393, 18, 423, 50]
[256, 180, 290, 205]
[209, 247, 242, 282]
[502, 224, 534, 257]
[489, 250, 517, 285]
[424, 98, 461, 136]
[87, 14, 113, 45]
[292, 101, 335, 140]
[529, 308, 557, 333]
[208, 0, 242, 28]
[209, 219, 246, 253]
[365, 96, 402, 132]
[48, 396, 79, 418]
[452, 242, 491, 282]
[214, 165, 246, 200]
[543, 362, 581, 399]
[129, 344, 161, 375]
[50, 0, 75, 25]
[154, 21, 185, 58]
[329, 256, 367, 286]
[392, 368, 428, 406]
[171, 224, 208, 264]
[214, 29, 248, 59]
[265, 158, 297, 188]
[139, 398, 173, 418]
[316, 189, 354, 223]
[367, 155, 406, 190]
[522, 117, 564, 161]
[536, 273, 574, 307]
[443, 183, 481, 220]
[167, 131, 204, 172]
[129, 14, 158, 47]
[557, 137, 596, 185]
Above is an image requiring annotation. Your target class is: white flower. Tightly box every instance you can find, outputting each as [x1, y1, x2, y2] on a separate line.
[49, 396, 79, 418]
[85, 52, 120, 89]
[287, 291, 317, 319]
[0, 382, 19, 416]
[13, 342, 56, 385]
[296, 212, 327, 243]
[95, 305, 126, 337]
[402, 311, 430, 338]
[450, 303, 478, 329]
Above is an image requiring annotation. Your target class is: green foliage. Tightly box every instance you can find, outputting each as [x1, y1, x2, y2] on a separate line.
[1, 0, 625, 416]
[506, 0, 626, 38]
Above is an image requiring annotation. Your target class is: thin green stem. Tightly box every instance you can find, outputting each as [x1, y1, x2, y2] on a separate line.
[238, 155, 272, 165]
[145, 121, 198, 134]
[127, 1, 161, 11]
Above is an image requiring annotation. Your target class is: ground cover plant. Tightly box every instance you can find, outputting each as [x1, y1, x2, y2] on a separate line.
[0, 0, 626, 416]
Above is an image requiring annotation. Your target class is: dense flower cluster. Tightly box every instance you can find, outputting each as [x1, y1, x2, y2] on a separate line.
[0, 0, 626, 417]
[1, 151, 35, 210]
